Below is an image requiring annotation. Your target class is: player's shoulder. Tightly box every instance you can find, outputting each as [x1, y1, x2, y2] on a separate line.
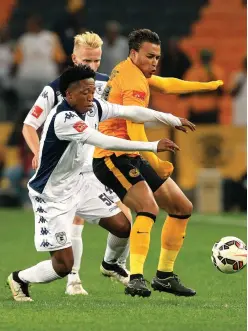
[48, 76, 60, 92]
[95, 72, 109, 82]
[115, 58, 147, 89]
[55, 100, 81, 124]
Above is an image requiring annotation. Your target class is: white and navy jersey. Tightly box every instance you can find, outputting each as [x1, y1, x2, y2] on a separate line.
[28, 98, 119, 201]
[24, 72, 109, 173]
[24, 72, 109, 130]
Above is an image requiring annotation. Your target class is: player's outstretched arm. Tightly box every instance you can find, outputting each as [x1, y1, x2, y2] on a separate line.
[54, 111, 179, 154]
[100, 100, 195, 131]
[85, 129, 179, 153]
[148, 76, 223, 94]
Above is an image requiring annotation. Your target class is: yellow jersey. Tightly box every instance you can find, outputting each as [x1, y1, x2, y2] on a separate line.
[94, 57, 151, 158]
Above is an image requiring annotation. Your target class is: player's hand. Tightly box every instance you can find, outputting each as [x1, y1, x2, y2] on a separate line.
[156, 159, 174, 179]
[157, 138, 180, 153]
[209, 80, 224, 90]
[175, 118, 196, 133]
[32, 155, 39, 170]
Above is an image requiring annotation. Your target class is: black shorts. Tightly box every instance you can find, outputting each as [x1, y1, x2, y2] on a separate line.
[93, 154, 166, 201]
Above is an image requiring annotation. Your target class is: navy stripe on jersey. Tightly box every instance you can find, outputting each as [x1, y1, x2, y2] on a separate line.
[93, 98, 103, 122]
[95, 72, 109, 82]
[29, 104, 69, 193]
[48, 77, 61, 106]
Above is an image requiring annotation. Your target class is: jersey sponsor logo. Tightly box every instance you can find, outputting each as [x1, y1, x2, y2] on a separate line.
[129, 168, 140, 178]
[132, 90, 146, 100]
[55, 232, 67, 245]
[31, 105, 43, 118]
[73, 121, 88, 133]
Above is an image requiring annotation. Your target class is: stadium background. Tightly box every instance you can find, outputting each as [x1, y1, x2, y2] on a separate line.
[0, 1, 246, 331]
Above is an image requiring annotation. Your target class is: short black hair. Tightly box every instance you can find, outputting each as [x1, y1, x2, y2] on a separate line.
[59, 65, 96, 97]
[128, 29, 161, 53]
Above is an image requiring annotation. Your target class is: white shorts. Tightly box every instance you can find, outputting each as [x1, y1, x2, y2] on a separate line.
[29, 172, 121, 252]
[76, 172, 120, 223]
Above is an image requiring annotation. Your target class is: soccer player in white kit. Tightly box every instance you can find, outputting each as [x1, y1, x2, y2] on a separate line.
[7, 65, 187, 302]
[22, 32, 133, 295]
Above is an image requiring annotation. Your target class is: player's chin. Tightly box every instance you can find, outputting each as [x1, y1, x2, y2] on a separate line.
[85, 105, 93, 111]
[147, 70, 156, 78]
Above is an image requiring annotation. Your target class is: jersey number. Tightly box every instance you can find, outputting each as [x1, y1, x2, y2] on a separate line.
[98, 193, 113, 206]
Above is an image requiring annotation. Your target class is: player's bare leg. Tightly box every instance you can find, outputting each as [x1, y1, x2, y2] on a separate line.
[152, 177, 196, 296]
[7, 247, 74, 302]
[66, 216, 88, 295]
[99, 212, 131, 286]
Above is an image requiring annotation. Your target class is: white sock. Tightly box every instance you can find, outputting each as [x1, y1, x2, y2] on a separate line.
[71, 224, 84, 273]
[18, 260, 61, 284]
[117, 241, 130, 268]
[104, 233, 129, 265]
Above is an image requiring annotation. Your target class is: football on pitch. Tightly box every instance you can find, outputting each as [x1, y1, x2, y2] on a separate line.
[211, 236, 247, 274]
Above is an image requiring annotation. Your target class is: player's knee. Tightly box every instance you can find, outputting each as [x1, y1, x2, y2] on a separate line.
[185, 200, 193, 215]
[52, 255, 74, 277]
[113, 221, 131, 238]
[139, 201, 159, 216]
[58, 258, 74, 277]
[178, 199, 193, 216]
[165, 196, 193, 216]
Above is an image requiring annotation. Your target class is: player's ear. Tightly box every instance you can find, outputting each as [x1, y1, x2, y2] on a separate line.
[65, 89, 72, 100]
[129, 49, 136, 59]
[72, 53, 76, 65]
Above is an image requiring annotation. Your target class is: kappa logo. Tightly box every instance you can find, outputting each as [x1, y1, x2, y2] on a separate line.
[129, 168, 140, 178]
[73, 121, 88, 133]
[64, 112, 77, 122]
[41, 91, 48, 100]
[55, 232, 67, 245]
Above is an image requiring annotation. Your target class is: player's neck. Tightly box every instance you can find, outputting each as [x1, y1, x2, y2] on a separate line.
[128, 57, 146, 77]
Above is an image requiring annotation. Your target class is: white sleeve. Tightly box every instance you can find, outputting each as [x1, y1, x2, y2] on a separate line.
[54, 111, 158, 152]
[23, 86, 55, 129]
[54, 111, 92, 143]
[98, 100, 182, 127]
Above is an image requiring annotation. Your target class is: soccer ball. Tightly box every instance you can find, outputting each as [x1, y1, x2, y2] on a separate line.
[211, 236, 247, 274]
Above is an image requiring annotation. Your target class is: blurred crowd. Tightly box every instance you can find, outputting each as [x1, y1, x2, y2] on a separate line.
[0, 0, 246, 210]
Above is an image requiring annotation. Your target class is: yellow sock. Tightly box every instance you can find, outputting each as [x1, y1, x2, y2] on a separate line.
[130, 212, 156, 276]
[158, 215, 190, 273]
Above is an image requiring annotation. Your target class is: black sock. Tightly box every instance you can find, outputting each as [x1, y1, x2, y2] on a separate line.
[156, 270, 173, 279]
[102, 260, 117, 270]
[12, 270, 23, 283]
[130, 273, 143, 281]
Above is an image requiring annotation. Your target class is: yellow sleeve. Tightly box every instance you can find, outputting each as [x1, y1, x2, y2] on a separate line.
[148, 75, 223, 94]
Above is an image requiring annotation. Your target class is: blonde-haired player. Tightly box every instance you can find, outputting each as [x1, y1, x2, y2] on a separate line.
[22, 31, 133, 296]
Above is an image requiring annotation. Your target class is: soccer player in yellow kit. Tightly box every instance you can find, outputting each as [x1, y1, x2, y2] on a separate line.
[93, 29, 223, 297]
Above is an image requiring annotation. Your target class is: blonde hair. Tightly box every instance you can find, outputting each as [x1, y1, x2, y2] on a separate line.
[73, 32, 103, 52]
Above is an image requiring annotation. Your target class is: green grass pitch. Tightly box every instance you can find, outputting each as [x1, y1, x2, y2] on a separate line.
[0, 209, 246, 331]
